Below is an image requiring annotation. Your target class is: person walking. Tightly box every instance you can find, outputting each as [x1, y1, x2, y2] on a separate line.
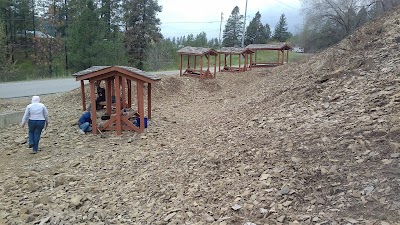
[21, 96, 49, 154]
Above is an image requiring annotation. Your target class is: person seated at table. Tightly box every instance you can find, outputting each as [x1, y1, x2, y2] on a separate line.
[96, 86, 106, 110]
[78, 111, 92, 134]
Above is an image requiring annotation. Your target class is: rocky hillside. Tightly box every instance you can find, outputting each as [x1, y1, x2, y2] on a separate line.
[0, 7, 399, 225]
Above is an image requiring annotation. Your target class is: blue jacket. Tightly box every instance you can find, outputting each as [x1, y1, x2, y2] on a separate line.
[78, 111, 92, 125]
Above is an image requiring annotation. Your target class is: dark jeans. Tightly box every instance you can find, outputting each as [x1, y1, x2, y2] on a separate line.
[28, 120, 45, 152]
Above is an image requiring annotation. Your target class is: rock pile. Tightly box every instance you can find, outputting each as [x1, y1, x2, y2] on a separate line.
[0, 7, 399, 225]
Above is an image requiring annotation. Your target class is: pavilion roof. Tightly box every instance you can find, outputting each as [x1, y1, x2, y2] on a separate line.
[246, 43, 292, 50]
[72, 66, 161, 83]
[177, 46, 218, 56]
[218, 47, 254, 54]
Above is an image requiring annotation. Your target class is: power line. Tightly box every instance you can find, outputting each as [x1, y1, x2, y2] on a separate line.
[161, 20, 222, 24]
[272, 0, 300, 11]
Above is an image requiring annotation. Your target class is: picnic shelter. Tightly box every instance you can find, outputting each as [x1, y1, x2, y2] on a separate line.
[72, 66, 161, 135]
[218, 47, 254, 72]
[177, 46, 218, 79]
[246, 43, 292, 67]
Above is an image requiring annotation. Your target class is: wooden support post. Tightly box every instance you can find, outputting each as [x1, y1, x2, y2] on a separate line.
[137, 81, 145, 133]
[121, 76, 126, 109]
[277, 50, 280, 65]
[148, 83, 152, 119]
[80, 80, 86, 111]
[207, 53, 210, 78]
[127, 79, 132, 108]
[244, 53, 247, 71]
[106, 79, 112, 115]
[214, 55, 217, 78]
[224, 54, 227, 67]
[115, 75, 122, 135]
[180, 54, 183, 76]
[200, 55, 203, 80]
[111, 79, 115, 96]
[90, 81, 97, 134]
[250, 54, 253, 70]
[286, 50, 289, 63]
[238, 53, 241, 70]
[218, 54, 221, 72]
[136, 80, 140, 113]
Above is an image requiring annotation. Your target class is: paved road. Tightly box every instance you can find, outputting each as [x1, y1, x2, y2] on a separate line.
[0, 70, 179, 98]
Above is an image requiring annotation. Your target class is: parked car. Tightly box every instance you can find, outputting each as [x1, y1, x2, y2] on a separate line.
[292, 47, 305, 53]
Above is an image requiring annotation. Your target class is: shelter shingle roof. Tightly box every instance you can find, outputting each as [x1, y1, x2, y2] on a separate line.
[72, 66, 161, 81]
[218, 47, 254, 54]
[246, 43, 292, 50]
[177, 46, 218, 55]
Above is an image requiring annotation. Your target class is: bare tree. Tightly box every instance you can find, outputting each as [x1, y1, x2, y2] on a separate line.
[300, 0, 370, 51]
[368, 0, 400, 16]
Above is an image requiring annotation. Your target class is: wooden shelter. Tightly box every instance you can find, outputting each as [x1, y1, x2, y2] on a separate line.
[246, 43, 292, 67]
[177, 46, 218, 79]
[72, 66, 161, 135]
[218, 47, 254, 72]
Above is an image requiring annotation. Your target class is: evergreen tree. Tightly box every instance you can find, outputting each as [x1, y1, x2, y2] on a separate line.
[222, 6, 243, 47]
[186, 33, 194, 46]
[207, 37, 219, 49]
[98, 0, 121, 39]
[33, 1, 64, 75]
[0, 18, 8, 71]
[273, 13, 290, 42]
[67, 0, 126, 70]
[194, 32, 207, 47]
[0, 0, 34, 62]
[265, 23, 271, 40]
[0, 0, 12, 62]
[123, 0, 162, 70]
[244, 11, 268, 45]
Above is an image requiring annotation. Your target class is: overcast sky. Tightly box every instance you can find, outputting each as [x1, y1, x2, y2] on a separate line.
[157, 0, 303, 40]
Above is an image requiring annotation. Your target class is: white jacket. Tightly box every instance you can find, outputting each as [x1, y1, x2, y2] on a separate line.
[21, 96, 49, 125]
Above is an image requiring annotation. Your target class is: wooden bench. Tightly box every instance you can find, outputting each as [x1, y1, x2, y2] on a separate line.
[183, 68, 212, 78]
[98, 101, 129, 110]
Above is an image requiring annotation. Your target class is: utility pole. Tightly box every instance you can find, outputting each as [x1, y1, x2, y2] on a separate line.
[64, 0, 68, 71]
[241, 0, 248, 48]
[219, 12, 223, 50]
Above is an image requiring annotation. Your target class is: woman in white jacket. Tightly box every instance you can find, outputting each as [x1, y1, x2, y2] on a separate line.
[21, 96, 49, 154]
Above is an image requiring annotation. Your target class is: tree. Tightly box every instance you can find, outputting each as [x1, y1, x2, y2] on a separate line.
[300, 0, 371, 51]
[222, 6, 243, 47]
[186, 33, 195, 46]
[244, 11, 268, 45]
[146, 38, 177, 71]
[0, 18, 9, 72]
[368, 0, 400, 16]
[265, 23, 271, 40]
[67, 0, 125, 70]
[194, 32, 207, 47]
[0, 0, 10, 67]
[32, 1, 65, 75]
[98, 0, 122, 39]
[273, 13, 291, 42]
[13, 0, 35, 58]
[0, 0, 35, 62]
[123, 0, 162, 70]
[207, 37, 219, 49]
